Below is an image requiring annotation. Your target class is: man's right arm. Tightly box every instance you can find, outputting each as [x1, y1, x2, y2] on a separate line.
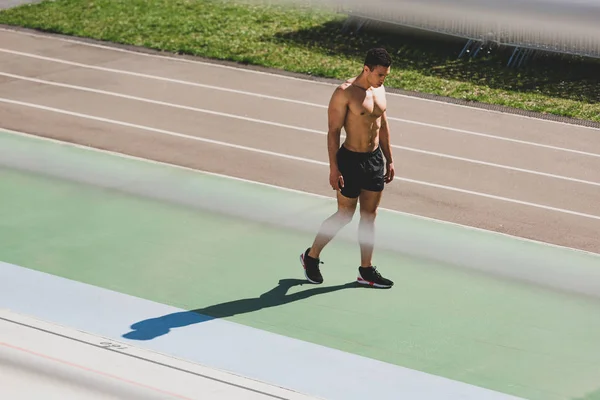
[327, 86, 348, 190]
[327, 87, 347, 168]
[327, 87, 348, 190]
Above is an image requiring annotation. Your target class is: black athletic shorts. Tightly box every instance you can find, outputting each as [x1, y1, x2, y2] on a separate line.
[336, 144, 385, 199]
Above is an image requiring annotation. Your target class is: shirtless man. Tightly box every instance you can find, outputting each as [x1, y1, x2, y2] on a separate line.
[300, 48, 395, 288]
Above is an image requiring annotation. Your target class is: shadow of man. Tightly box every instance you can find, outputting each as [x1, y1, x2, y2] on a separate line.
[123, 279, 359, 341]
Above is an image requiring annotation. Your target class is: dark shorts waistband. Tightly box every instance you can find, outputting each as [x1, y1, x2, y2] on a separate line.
[339, 144, 381, 158]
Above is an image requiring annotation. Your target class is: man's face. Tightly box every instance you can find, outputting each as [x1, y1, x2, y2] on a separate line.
[365, 65, 390, 88]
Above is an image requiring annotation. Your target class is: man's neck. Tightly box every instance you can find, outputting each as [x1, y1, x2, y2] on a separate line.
[352, 73, 371, 90]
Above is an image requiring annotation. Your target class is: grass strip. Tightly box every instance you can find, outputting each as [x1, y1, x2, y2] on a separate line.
[1, 0, 599, 122]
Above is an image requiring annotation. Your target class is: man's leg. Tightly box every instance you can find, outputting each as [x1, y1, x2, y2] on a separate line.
[355, 147, 394, 288]
[300, 144, 360, 284]
[308, 190, 358, 259]
[300, 190, 358, 284]
[355, 188, 393, 288]
[357, 189, 382, 267]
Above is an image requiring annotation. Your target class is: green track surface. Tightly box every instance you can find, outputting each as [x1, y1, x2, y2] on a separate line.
[2, 134, 600, 400]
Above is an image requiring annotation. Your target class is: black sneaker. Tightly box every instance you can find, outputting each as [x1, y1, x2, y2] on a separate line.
[300, 248, 323, 284]
[357, 266, 393, 288]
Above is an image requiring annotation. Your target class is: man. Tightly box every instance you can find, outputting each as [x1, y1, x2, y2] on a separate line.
[300, 48, 395, 289]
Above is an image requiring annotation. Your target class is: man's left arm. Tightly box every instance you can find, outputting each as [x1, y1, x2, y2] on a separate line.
[379, 110, 395, 183]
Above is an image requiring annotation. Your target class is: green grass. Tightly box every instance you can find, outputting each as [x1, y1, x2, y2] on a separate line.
[1, 0, 600, 122]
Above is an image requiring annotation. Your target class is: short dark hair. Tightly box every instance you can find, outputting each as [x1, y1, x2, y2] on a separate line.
[364, 48, 392, 70]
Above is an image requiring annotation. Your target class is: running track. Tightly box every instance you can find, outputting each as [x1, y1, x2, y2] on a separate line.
[0, 27, 598, 254]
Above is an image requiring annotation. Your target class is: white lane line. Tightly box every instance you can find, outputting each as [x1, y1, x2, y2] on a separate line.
[0, 97, 324, 164]
[0, 342, 195, 400]
[0, 48, 326, 108]
[0, 262, 525, 400]
[395, 147, 600, 187]
[2, 97, 600, 222]
[4, 126, 599, 257]
[0, 311, 317, 400]
[3, 71, 599, 188]
[0, 27, 335, 87]
[0, 72, 321, 134]
[2, 26, 600, 135]
[2, 47, 600, 156]
[390, 118, 600, 159]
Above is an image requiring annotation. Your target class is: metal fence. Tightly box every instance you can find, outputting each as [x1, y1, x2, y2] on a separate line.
[271, 0, 600, 60]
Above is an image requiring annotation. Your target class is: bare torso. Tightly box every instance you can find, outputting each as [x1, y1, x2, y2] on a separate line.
[341, 77, 387, 153]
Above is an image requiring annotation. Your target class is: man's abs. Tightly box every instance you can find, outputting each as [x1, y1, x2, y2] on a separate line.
[342, 108, 382, 152]
[343, 126, 380, 153]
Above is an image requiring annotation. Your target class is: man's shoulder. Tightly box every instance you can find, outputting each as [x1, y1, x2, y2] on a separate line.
[335, 80, 353, 92]
[330, 81, 352, 103]
[333, 78, 362, 97]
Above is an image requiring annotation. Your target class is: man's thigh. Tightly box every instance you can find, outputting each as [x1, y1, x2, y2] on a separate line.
[361, 148, 385, 194]
[337, 189, 359, 212]
[337, 148, 363, 199]
[359, 189, 382, 213]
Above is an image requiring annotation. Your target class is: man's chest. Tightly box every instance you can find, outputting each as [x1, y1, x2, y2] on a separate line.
[348, 91, 387, 118]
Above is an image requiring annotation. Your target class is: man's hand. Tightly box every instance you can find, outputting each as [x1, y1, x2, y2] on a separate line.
[385, 162, 395, 183]
[329, 167, 344, 191]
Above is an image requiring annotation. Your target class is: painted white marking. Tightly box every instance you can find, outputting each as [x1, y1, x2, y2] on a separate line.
[0, 261, 525, 400]
[0, 48, 327, 106]
[391, 118, 600, 158]
[0, 341, 195, 400]
[396, 147, 600, 187]
[0, 27, 336, 86]
[0, 72, 321, 133]
[5, 126, 598, 257]
[3, 71, 599, 187]
[397, 177, 600, 221]
[0, 97, 328, 163]
[1, 303, 317, 400]
[2, 47, 600, 153]
[2, 26, 599, 135]
[2, 97, 599, 222]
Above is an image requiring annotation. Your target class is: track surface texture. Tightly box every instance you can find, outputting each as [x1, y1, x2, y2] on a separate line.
[0, 27, 599, 255]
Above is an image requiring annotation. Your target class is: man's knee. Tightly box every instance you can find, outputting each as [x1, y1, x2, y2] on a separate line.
[360, 209, 377, 222]
[336, 208, 355, 225]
